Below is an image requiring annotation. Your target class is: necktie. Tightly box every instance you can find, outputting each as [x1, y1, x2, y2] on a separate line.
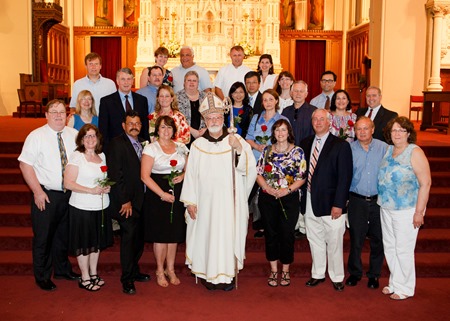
[133, 141, 142, 160]
[249, 96, 254, 107]
[324, 96, 330, 110]
[125, 95, 132, 112]
[367, 108, 373, 119]
[57, 132, 68, 191]
[307, 138, 321, 192]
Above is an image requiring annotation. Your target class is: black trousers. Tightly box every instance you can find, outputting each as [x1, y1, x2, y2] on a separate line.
[116, 210, 145, 284]
[258, 191, 299, 264]
[31, 188, 73, 282]
[347, 194, 384, 278]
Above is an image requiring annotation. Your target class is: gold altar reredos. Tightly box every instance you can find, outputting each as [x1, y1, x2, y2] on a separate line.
[135, 0, 281, 77]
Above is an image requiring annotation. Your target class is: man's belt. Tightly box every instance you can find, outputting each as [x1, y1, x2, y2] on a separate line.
[350, 192, 378, 202]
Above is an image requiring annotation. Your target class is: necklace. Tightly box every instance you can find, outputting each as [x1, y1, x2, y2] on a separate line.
[275, 143, 289, 154]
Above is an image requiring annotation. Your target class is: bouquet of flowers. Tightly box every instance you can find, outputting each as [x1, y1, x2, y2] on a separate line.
[338, 119, 355, 140]
[256, 124, 270, 144]
[263, 164, 288, 220]
[163, 159, 182, 223]
[161, 40, 181, 57]
[234, 109, 245, 128]
[95, 166, 116, 231]
[234, 41, 255, 58]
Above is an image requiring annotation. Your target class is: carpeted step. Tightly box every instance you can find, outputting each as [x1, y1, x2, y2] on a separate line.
[0, 205, 31, 227]
[423, 146, 450, 158]
[428, 187, 450, 208]
[0, 169, 25, 185]
[1, 227, 448, 254]
[0, 185, 31, 205]
[0, 154, 20, 169]
[1, 250, 449, 278]
[0, 142, 23, 154]
[423, 208, 450, 228]
[428, 157, 450, 172]
[431, 172, 450, 187]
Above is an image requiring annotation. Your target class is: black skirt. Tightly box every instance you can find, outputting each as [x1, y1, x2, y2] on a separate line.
[68, 205, 113, 256]
[143, 173, 186, 243]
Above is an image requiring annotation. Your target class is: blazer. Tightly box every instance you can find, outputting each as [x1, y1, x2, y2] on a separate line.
[253, 92, 264, 116]
[356, 105, 398, 142]
[99, 91, 150, 149]
[300, 134, 353, 217]
[106, 133, 145, 219]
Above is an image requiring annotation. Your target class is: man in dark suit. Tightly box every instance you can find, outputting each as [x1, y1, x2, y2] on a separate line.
[245, 71, 263, 115]
[300, 109, 353, 292]
[356, 86, 398, 142]
[107, 110, 150, 295]
[99, 67, 150, 151]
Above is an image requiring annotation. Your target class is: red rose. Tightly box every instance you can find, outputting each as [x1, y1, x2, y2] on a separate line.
[348, 120, 354, 127]
[264, 164, 272, 173]
[170, 160, 178, 167]
[238, 109, 244, 115]
[148, 114, 154, 120]
[100, 166, 108, 173]
[168, 76, 173, 82]
[261, 125, 268, 132]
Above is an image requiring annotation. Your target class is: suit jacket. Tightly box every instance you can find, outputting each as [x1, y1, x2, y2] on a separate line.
[253, 92, 263, 116]
[106, 133, 145, 219]
[300, 134, 353, 217]
[99, 91, 150, 150]
[356, 105, 398, 142]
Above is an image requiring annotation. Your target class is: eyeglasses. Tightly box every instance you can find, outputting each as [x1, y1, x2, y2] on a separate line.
[83, 134, 97, 139]
[48, 111, 66, 116]
[126, 122, 142, 127]
[320, 79, 335, 84]
[391, 129, 407, 134]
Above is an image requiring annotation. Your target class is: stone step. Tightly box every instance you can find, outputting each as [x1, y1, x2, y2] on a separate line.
[1, 250, 449, 278]
[0, 226, 448, 253]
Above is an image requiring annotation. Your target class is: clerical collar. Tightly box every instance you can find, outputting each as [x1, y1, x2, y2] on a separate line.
[203, 126, 228, 143]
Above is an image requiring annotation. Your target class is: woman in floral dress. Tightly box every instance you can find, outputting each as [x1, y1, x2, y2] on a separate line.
[256, 119, 306, 287]
[329, 89, 357, 142]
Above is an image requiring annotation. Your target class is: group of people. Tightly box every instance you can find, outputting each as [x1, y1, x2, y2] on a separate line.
[18, 46, 431, 301]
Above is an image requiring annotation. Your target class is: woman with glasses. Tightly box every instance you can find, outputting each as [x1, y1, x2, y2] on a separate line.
[377, 116, 431, 300]
[329, 89, 357, 142]
[64, 124, 112, 292]
[67, 90, 98, 130]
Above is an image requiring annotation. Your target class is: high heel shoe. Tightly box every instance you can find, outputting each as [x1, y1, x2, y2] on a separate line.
[156, 271, 169, 287]
[165, 270, 181, 285]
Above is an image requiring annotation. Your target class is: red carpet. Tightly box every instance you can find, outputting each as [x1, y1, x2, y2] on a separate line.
[1, 275, 450, 321]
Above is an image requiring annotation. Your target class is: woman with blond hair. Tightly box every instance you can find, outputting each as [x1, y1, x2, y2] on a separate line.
[68, 90, 98, 130]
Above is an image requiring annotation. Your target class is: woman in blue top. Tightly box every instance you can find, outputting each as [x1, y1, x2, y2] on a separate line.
[67, 90, 98, 130]
[377, 117, 431, 300]
[226, 82, 253, 139]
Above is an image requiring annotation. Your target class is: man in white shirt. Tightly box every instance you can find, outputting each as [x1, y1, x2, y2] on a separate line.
[70, 53, 117, 115]
[309, 71, 337, 110]
[171, 46, 212, 93]
[18, 99, 80, 291]
[214, 46, 252, 100]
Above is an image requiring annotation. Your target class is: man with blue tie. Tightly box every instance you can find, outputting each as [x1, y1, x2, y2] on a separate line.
[107, 110, 150, 295]
[99, 67, 149, 151]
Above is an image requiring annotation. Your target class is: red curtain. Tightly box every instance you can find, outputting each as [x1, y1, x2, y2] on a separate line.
[294, 40, 326, 102]
[91, 37, 122, 82]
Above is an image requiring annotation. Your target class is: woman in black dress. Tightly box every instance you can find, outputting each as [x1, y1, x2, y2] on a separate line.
[141, 116, 189, 287]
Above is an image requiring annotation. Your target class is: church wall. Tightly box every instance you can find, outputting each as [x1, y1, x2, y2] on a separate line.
[369, 0, 427, 117]
[0, 0, 32, 116]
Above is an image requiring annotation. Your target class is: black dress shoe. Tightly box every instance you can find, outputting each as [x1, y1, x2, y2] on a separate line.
[305, 278, 325, 287]
[216, 279, 235, 291]
[254, 230, 265, 238]
[36, 279, 56, 291]
[332, 282, 345, 291]
[134, 273, 151, 282]
[122, 281, 136, 295]
[345, 275, 361, 286]
[367, 277, 379, 289]
[54, 271, 81, 281]
[294, 230, 306, 239]
[200, 279, 216, 290]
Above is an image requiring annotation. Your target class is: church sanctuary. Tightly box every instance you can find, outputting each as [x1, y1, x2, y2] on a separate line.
[0, 1, 449, 320]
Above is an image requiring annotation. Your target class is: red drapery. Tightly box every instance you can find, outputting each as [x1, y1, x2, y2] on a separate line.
[294, 40, 326, 102]
[91, 37, 122, 82]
